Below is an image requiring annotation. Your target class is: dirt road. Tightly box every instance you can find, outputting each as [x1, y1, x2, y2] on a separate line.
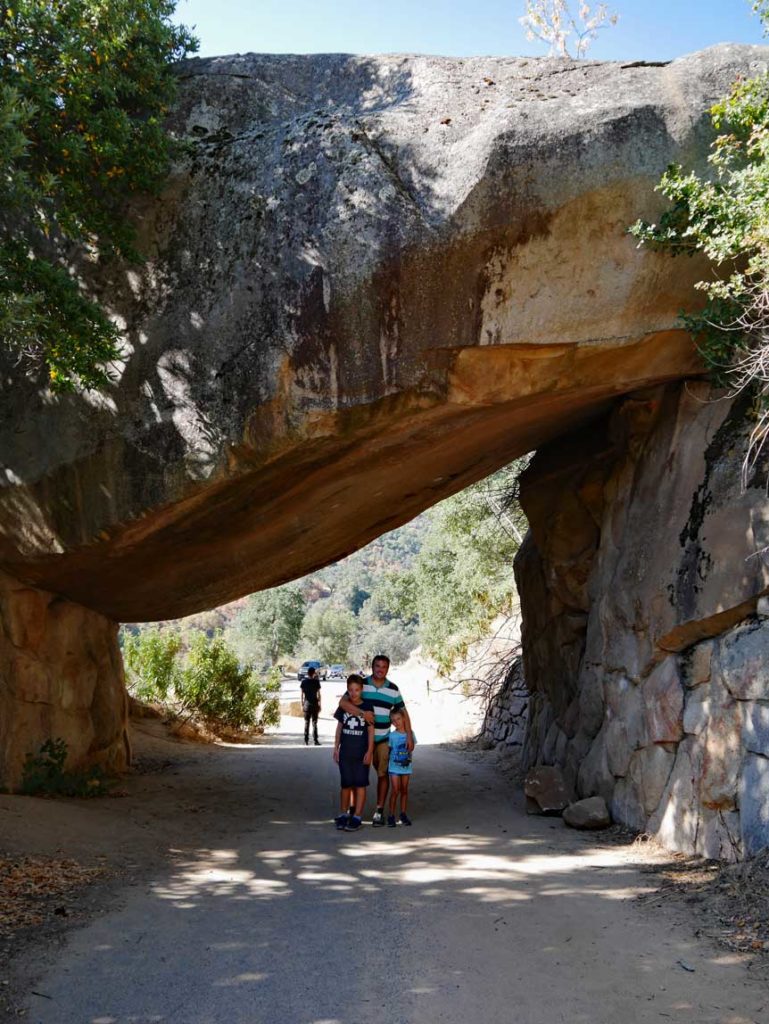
[6, 715, 769, 1024]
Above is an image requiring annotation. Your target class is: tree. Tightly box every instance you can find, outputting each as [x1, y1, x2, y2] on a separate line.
[348, 613, 417, 669]
[228, 586, 306, 666]
[413, 462, 526, 670]
[520, 1, 618, 58]
[365, 572, 418, 626]
[300, 602, 357, 663]
[630, 1, 769, 483]
[0, 1, 197, 390]
[123, 626, 181, 701]
[123, 627, 281, 730]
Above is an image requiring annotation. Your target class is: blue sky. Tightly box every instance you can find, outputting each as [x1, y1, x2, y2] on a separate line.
[174, 0, 765, 62]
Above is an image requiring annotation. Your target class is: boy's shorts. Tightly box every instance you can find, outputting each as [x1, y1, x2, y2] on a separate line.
[339, 758, 370, 789]
[372, 741, 390, 778]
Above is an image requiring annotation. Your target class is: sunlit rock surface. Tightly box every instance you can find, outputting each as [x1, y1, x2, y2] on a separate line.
[1, 46, 768, 825]
[1, 45, 765, 622]
[518, 383, 769, 859]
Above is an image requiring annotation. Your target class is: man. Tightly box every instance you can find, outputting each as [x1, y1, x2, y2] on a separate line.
[301, 666, 322, 746]
[338, 653, 413, 826]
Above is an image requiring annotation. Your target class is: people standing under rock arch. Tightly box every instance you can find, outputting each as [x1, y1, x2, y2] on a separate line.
[301, 666, 322, 746]
[337, 653, 414, 826]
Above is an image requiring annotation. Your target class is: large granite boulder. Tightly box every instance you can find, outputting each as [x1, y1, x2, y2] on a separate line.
[1, 45, 768, 802]
[518, 382, 769, 860]
[1, 45, 765, 623]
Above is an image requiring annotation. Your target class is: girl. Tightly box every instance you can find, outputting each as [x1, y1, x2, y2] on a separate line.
[387, 708, 416, 826]
[332, 674, 374, 831]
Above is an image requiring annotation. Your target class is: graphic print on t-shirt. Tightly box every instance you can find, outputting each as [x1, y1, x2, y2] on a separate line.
[388, 730, 416, 775]
[334, 700, 373, 761]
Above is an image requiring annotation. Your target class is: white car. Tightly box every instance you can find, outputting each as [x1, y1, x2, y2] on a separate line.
[328, 664, 345, 680]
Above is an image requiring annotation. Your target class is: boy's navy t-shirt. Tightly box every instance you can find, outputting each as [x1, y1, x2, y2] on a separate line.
[334, 700, 373, 761]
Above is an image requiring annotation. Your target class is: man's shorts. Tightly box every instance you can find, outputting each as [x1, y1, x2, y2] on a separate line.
[372, 741, 391, 777]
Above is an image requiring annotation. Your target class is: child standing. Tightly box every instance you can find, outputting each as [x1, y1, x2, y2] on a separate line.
[387, 709, 416, 827]
[333, 674, 374, 832]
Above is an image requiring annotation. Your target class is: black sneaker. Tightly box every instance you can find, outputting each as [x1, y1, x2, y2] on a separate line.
[387, 815, 397, 828]
[371, 808, 385, 827]
[400, 812, 412, 826]
[345, 815, 362, 831]
[334, 814, 348, 830]
[314, 740, 321, 746]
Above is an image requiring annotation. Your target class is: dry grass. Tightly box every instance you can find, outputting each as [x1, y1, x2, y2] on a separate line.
[0, 855, 106, 937]
[637, 846, 769, 961]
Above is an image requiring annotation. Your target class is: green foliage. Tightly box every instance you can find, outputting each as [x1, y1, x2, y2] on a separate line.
[123, 626, 181, 701]
[365, 572, 418, 626]
[629, 3, 769, 385]
[123, 628, 280, 731]
[177, 632, 264, 730]
[348, 605, 417, 668]
[21, 738, 108, 797]
[299, 602, 357, 663]
[413, 463, 526, 670]
[313, 516, 429, 601]
[228, 586, 306, 666]
[0, 1, 197, 389]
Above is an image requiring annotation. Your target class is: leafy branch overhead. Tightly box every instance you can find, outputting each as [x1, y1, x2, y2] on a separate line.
[520, 1, 618, 59]
[630, 1, 769, 484]
[0, 1, 197, 390]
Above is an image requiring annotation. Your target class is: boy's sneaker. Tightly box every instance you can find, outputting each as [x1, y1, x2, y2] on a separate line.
[400, 812, 412, 826]
[334, 814, 348, 831]
[371, 808, 385, 827]
[345, 815, 362, 831]
[387, 815, 397, 828]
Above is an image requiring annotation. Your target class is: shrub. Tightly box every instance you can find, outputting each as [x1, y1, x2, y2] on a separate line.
[124, 627, 281, 732]
[21, 738, 108, 797]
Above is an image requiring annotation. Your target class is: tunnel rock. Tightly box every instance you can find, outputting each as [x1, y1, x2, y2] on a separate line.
[1, 45, 769, 814]
[518, 383, 769, 859]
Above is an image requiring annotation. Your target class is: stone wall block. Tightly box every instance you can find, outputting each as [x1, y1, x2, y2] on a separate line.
[699, 810, 742, 863]
[633, 743, 676, 816]
[577, 668, 605, 740]
[648, 739, 701, 853]
[686, 640, 713, 689]
[716, 621, 769, 701]
[699, 697, 742, 811]
[642, 658, 683, 745]
[744, 702, 769, 757]
[610, 777, 647, 832]
[739, 752, 769, 857]
[604, 716, 633, 778]
[576, 728, 615, 803]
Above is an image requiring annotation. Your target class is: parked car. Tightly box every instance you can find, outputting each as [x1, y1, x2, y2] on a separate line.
[328, 663, 345, 680]
[297, 660, 327, 681]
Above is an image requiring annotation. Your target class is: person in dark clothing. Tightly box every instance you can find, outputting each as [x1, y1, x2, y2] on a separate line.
[301, 667, 322, 746]
[332, 674, 374, 831]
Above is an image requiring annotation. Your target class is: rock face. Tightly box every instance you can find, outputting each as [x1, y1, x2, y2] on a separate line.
[563, 797, 611, 830]
[525, 765, 571, 814]
[480, 656, 529, 750]
[0, 571, 129, 790]
[1, 46, 765, 622]
[518, 382, 769, 860]
[1, 46, 768, 813]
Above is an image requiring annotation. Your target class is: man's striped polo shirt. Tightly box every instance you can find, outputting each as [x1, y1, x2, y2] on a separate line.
[363, 675, 405, 744]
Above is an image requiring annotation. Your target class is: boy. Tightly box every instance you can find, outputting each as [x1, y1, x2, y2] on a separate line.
[337, 654, 413, 827]
[332, 674, 374, 832]
[387, 708, 416, 826]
